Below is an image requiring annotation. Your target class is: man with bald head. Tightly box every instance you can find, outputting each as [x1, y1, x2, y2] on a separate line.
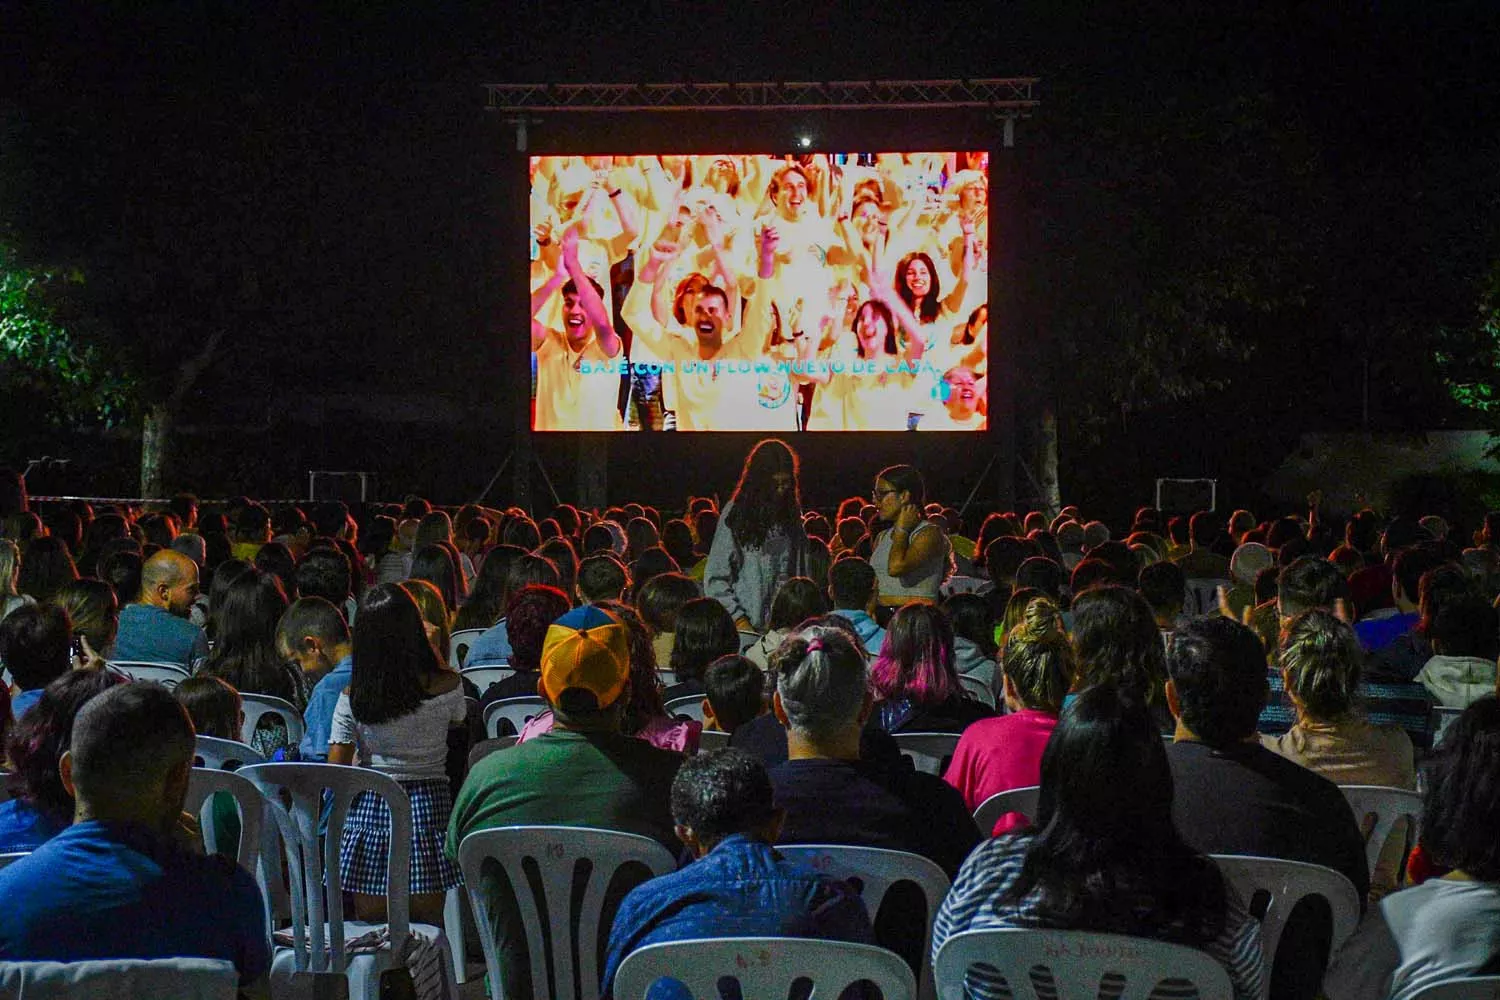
[111, 549, 209, 669]
[0, 683, 270, 991]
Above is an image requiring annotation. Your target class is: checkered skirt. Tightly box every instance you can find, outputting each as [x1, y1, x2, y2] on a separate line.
[338, 778, 463, 895]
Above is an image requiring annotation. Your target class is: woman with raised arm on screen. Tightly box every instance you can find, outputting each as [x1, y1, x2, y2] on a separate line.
[869, 464, 950, 607]
[704, 439, 808, 632]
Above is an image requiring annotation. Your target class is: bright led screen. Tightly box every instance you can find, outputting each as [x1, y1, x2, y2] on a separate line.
[530, 153, 989, 431]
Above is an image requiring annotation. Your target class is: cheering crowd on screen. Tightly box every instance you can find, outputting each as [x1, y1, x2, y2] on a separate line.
[0, 452, 1498, 999]
[529, 153, 990, 431]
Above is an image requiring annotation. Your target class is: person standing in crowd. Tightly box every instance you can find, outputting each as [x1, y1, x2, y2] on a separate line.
[705, 439, 808, 632]
[869, 464, 950, 606]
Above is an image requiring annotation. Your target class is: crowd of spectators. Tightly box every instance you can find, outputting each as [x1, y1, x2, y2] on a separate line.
[0, 454, 1497, 998]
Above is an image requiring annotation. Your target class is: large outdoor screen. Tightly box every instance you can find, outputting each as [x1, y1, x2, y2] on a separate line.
[529, 153, 989, 431]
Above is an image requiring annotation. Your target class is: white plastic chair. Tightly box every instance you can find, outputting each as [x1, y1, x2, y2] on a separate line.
[696, 729, 731, 752]
[185, 766, 267, 877]
[1210, 854, 1360, 995]
[655, 668, 680, 687]
[934, 928, 1233, 1000]
[972, 784, 1041, 836]
[958, 674, 996, 708]
[615, 936, 916, 1000]
[239, 693, 306, 751]
[483, 695, 549, 739]
[450, 628, 487, 668]
[1408, 977, 1500, 1000]
[1430, 704, 1464, 747]
[664, 693, 706, 722]
[461, 664, 518, 697]
[776, 844, 950, 999]
[1341, 784, 1422, 882]
[737, 629, 761, 653]
[0, 957, 239, 1000]
[457, 825, 678, 1000]
[194, 735, 266, 770]
[0, 851, 29, 869]
[239, 762, 458, 1000]
[892, 732, 962, 776]
[111, 660, 191, 688]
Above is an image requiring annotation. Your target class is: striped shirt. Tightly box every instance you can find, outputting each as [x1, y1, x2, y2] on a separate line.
[931, 833, 1264, 1000]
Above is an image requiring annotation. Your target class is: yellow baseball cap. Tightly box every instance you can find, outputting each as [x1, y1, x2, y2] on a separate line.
[538, 605, 631, 709]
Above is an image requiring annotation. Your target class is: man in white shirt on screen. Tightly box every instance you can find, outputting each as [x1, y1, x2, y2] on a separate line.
[530, 226, 624, 431]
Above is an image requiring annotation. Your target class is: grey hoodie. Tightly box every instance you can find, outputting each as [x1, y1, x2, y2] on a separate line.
[704, 501, 807, 631]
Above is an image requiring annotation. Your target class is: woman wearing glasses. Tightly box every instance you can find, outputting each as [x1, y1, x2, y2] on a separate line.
[869, 464, 950, 607]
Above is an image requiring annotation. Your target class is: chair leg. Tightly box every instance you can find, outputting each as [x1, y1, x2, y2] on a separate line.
[444, 886, 467, 984]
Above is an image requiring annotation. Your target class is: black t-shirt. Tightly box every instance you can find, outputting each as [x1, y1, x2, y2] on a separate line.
[1166, 739, 1369, 1000]
[768, 756, 980, 879]
[728, 712, 903, 769]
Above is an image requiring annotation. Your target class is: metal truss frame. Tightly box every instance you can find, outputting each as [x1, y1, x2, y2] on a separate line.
[483, 79, 1038, 114]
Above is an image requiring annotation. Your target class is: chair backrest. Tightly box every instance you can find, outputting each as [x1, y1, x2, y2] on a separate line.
[696, 729, 731, 752]
[466, 735, 519, 771]
[776, 844, 950, 998]
[1210, 854, 1360, 984]
[450, 628, 488, 668]
[614, 936, 916, 1000]
[239, 762, 412, 975]
[737, 629, 761, 653]
[1184, 578, 1231, 616]
[935, 928, 1233, 1000]
[1340, 784, 1422, 881]
[193, 735, 267, 770]
[972, 785, 1041, 836]
[457, 825, 678, 1000]
[663, 694, 706, 723]
[957, 674, 996, 708]
[0, 851, 30, 870]
[892, 732, 962, 776]
[655, 668, 680, 687]
[1408, 977, 1500, 1000]
[238, 693, 306, 751]
[111, 660, 192, 689]
[185, 766, 266, 876]
[461, 665, 517, 698]
[1430, 704, 1464, 747]
[484, 696, 549, 739]
[0, 957, 239, 1000]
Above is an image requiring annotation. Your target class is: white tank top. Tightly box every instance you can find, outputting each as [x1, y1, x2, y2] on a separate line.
[871, 521, 948, 604]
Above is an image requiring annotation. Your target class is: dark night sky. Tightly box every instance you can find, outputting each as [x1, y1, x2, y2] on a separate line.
[5, 2, 1500, 501]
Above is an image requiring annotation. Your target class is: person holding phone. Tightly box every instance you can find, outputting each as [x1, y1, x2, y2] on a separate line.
[869, 464, 951, 607]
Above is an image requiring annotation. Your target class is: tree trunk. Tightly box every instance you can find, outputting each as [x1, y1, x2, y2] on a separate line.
[1037, 405, 1061, 517]
[140, 402, 171, 499]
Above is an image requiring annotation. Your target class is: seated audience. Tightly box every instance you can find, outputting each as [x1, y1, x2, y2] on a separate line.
[1353, 545, 1442, 653]
[664, 597, 740, 701]
[1264, 610, 1416, 901]
[1172, 510, 1232, 580]
[462, 554, 561, 667]
[175, 674, 247, 857]
[1323, 696, 1500, 999]
[17, 536, 77, 604]
[111, 549, 209, 670]
[451, 543, 526, 634]
[1416, 592, 1499, 707]
[1070, 585, 1173, 730]
[827, 555, 886, 655]
[933, 686, 1263, 1000]
[329, 583, 467, 926]
[577, 552, 629, 605]
[636, 572, 701, 671]
[0, 604, 74, 718]
[295, 546, 356, 626]
[1138, 559, 1186, 651]
[869, 603, 992, 734]
[201, 569, 303, 758]
[0, 683, 270, 990]
[941, 592, 1000, 694]
[479, 584, 572, 713]
[701, 654, 767, 735]
[276, 596, 353, 762]
[945, 599, 1072, 833]
[744, 576, 826, 669]
[1368, 563, 1470, 683]
[0, 670, 124, 851]
[601, 749, 873, 998]
[51, 577, 120, 660]
[0, 539, 33, 622]
[446, 604, 684, 999]
[1166, 616, 1368, 1000]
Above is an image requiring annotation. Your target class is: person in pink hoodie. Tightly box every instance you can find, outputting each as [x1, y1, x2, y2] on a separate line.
[944, 598, 1073, 834]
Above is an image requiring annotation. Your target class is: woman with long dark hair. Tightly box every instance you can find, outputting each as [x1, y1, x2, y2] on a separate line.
[704, 439, 808, 632]
[452, 543, 527, 632]
[409, 543, 459, 622]
[1070, 584, 1172, 731]
[869, 603, 991, 734]
[869, 464, 950, 606]
[665, 597, 740, 701]
[17, 537, 77, 604]
[933, 685, 1264, 999]
[328, 583, 467, 925]
[1323, 697, 1500, 998]
[200, 569, 301, 756]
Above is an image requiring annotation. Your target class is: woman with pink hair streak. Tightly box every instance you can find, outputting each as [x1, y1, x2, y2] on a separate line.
[868, 603, 993, 735]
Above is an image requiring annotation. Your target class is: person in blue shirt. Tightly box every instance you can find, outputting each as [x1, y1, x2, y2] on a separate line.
[601, 748, 873, 998]
[111, 549, 209, 670]
[828, 556, 886, 656]
[1354, 546, 1442, 657]
[0, 603, 75, 719]
[0, 669, 125, 852]
[0, 682, 270, 992]
[276, 596, 353, 761]
[463, 554, 564, 667]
